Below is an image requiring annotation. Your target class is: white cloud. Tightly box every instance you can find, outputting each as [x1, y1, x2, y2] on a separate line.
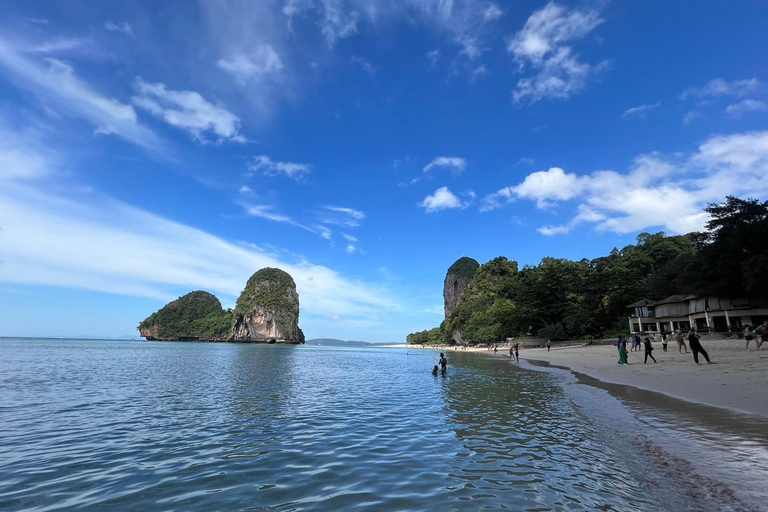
[351, 55, 377, 77]
[538, 224, 572, 236]
[471, 64, 489, 81]
[509, 166, 585, 208]
[346, 244, 356, 254]
[423, 156, 466, 173]
[247, 155, 310, 180]
[104, 21, 134, 36]
[725, 99, 768, 116]
[426, 49, 440, 67]
[217, 45, 283, 84]
[683, 110, 699, 125]
[681, 78, 762, 100]
[342, 233, 358, 242]
[480, 186, 514, 212]
[0, 127, 54, 183]
[243, 204, 295, 224]
[420, 186, 468, 212]
[487, 131, 768, 235]
[622, 102, 660, 119]
[317, 225, 333, 241]
[238, 185, 253, 194]
[457, 35, 482, 60]
[508, 2, 607, 104]
[320, 206, 365, 227]
[0, 183, 397, 322]
[132, 79, 243, 143]
[318, 0, 360, 45]
[515, 157, 535, 166]
[0, 40, 161, 152]
[483, 3, 503, 22]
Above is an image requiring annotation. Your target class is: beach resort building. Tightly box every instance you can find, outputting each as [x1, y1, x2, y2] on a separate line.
[627, 295, 768, 334]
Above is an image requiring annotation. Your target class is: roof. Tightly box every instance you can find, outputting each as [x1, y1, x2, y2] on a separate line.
[627, 299, 656, 308]
[654, 294, 699, 305]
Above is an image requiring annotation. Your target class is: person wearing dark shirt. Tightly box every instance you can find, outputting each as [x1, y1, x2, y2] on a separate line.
[643, 337, 657, 364]
[687, 330, 711, 364]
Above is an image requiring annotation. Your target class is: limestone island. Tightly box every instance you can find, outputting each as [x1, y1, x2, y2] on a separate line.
[138, 268, 305, 344]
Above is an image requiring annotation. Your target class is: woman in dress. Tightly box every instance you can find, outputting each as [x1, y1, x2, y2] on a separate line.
[618, 338, 629, 365]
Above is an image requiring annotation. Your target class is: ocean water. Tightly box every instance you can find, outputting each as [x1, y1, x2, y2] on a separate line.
[0, 339, 764, 511]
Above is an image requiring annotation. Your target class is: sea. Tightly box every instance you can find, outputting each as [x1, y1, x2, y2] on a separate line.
[1, 338, 766, 511]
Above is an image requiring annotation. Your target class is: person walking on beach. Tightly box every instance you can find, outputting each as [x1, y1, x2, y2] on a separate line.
[643, 337, 657, 364]
[661, 333, 668, 352]
[675, 330, 688, 353]
[615, 337, 623, 355]
[756, 321, 768, 350]
[438, 352, 448, 372]
[546, 340, 551, 352]
[744, 325, 755, 350]
[687, 330, 711, 364]
[513, 342, 520, 363]
[618, 338, 629, 365]
[509, 345, 514, 359]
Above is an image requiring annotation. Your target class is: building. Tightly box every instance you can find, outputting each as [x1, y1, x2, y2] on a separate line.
[627, 295, 768, 334]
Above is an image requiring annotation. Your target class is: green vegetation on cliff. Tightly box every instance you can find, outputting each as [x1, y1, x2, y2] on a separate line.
[138, 291, 233, 339]
[408, 196, 768, 344]
[234, 267, 299, 337]
[446, 257, 480, 281]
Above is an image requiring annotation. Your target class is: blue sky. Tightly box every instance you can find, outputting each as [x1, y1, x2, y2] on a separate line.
[1, 1, 767, 342]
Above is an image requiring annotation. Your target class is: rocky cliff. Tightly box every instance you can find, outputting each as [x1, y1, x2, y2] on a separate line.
[137, 269, 304, 343]
[231, 268, 305, 344]
[138, 291, 232, 341]
[443, 257, 480, 318]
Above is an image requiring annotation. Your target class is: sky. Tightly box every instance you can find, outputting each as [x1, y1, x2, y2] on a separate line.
[0, 1, 767, 342]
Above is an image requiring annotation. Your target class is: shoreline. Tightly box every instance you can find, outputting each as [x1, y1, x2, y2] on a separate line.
[513, 340, 768, 418]
[388, 340, 768, 418]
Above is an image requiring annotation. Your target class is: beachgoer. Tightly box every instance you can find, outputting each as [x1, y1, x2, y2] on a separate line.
[675, 330, 688, 353]
[744, 325, 754, 350]
[509, 345, 514, 359]
[546, 340, 551, 352]
[757, 321, 768, 350]
[643, 337, 657, 364]
[618, 339, 629, 365]
[438, 353, 448, 371]
[514, 342, 520, 363]
[432, 365, 439, 375]
[661, 334, 668, 352]
[615, 337, 623, 355]
[687, 330, 711, 364]
[634, 333, 642, 352]
[494, 346, 498, 354]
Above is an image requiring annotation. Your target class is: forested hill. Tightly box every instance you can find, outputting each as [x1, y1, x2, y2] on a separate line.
[407, 196, 768, 345]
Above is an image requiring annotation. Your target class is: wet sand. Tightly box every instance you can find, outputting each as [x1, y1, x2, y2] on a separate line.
[516, 339, 768, 418]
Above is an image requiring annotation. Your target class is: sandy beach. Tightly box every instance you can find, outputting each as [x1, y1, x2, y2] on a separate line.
[391, 340, 768, 418]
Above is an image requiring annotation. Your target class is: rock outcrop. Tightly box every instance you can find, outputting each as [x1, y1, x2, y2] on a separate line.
[231, 268, 305, 344]
[138, 291, 232, 341]
[443, 257, 480, 318]
[137, 269, 304, 343]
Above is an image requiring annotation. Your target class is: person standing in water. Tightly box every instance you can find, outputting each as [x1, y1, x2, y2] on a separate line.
[687, 330, 712, 364]
[513, 342, 520, 363]
[643, 337, 657, 363]
[438, 352, 448, 371]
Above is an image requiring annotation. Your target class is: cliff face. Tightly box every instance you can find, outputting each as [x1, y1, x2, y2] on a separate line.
[443, 257, 480, 318]
[231, 268, 304, 344]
